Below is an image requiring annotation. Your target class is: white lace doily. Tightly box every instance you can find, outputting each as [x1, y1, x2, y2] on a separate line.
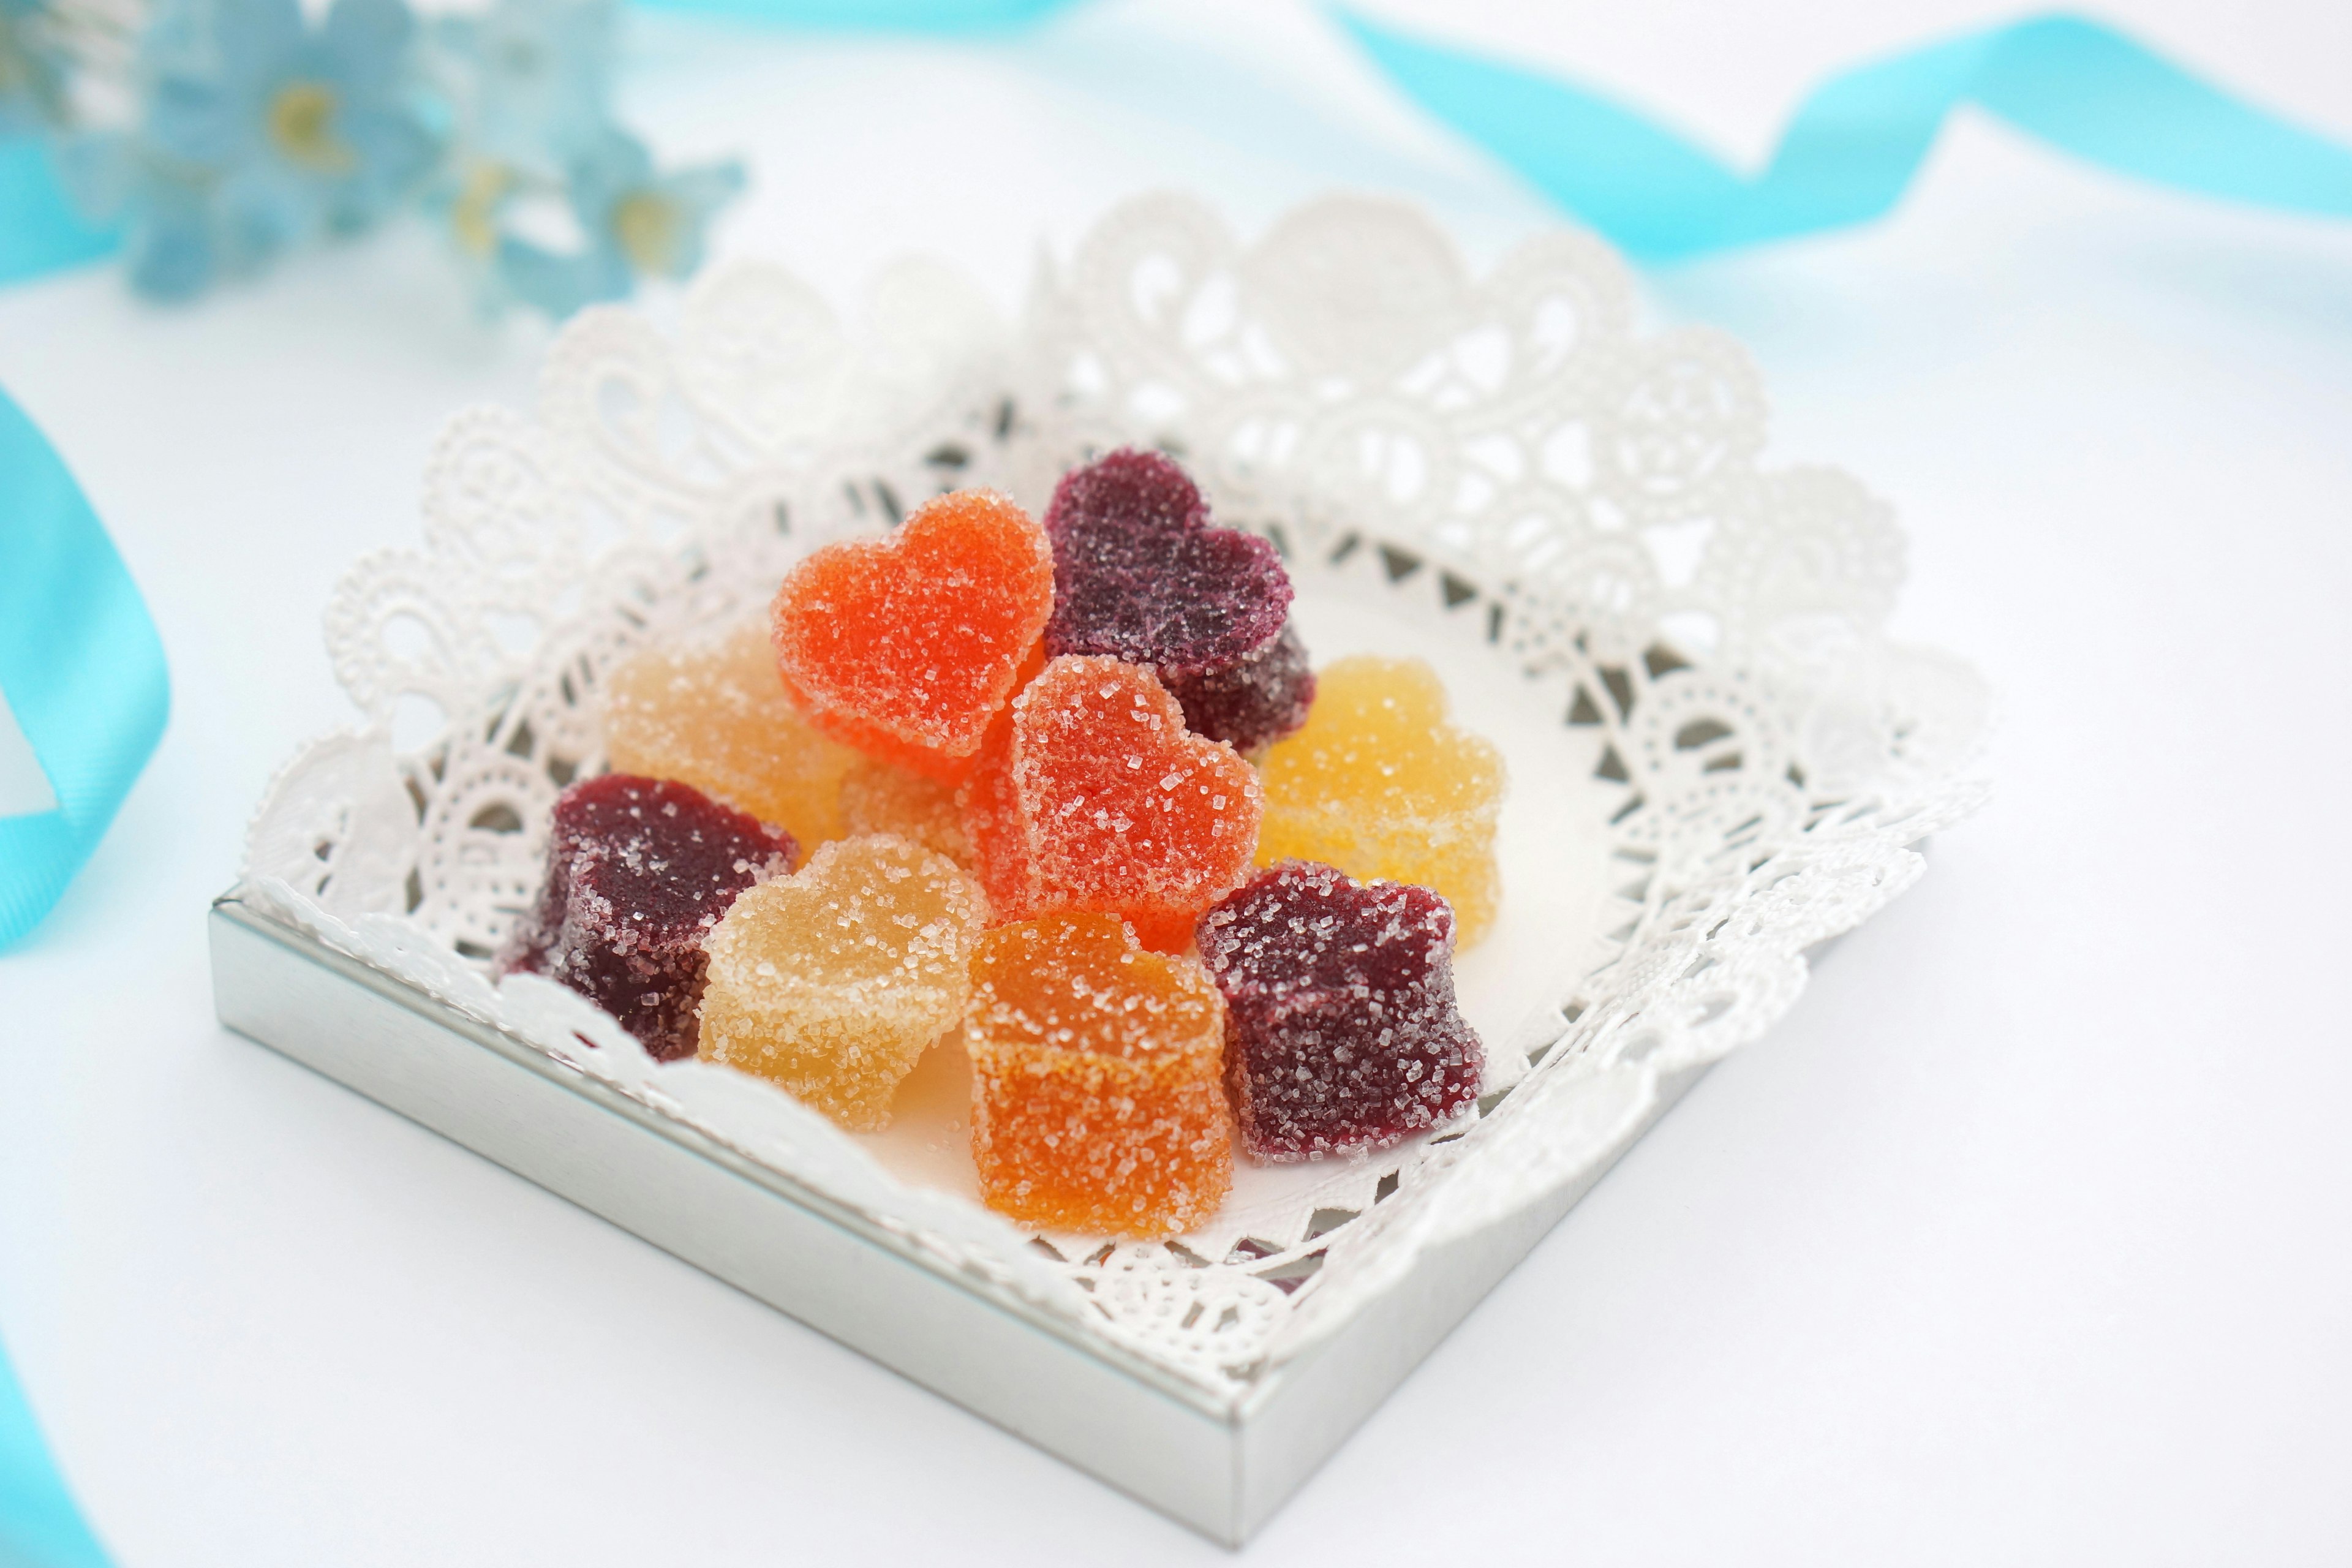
[239, 194, 1989, 1397]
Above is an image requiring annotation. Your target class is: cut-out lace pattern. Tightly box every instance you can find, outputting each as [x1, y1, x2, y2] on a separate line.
[241, 195, 1988, 1399]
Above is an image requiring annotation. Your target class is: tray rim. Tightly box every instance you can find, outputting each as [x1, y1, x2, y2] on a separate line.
[207, 885, 1713, 1544]
[207, 891, 1248, 1420]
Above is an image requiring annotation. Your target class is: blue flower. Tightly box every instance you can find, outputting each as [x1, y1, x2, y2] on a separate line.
[431, 0, 612, 172]
[492, 127, 741, 316]
[106, 0, 438, 295]
[49, 129, 221, 297]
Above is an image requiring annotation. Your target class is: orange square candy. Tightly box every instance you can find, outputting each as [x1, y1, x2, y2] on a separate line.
[967, 912, 1231, 1237]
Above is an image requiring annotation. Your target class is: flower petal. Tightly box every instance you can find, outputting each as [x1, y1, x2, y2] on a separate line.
[495, 233, 629, 317]
[321, 0, 414, 93]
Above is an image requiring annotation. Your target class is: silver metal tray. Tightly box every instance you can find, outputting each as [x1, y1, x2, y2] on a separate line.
[208, 892, 1703, 1547]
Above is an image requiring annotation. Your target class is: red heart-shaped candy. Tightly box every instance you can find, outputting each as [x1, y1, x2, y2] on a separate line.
[771, 491, 1054, 783]
[962, 655, 1262, 951]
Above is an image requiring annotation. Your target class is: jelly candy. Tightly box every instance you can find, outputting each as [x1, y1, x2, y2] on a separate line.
[498, 774, 794, 1062]
[837, 755, 971, 867]
[771, 490, 1054, 783]
[959, 655, 1261, 952]
[1161, 623, 1314, 758]
[1000, 656, 1261, 952]
[1255, 655, 1506, 948]
[602, 622, 859, 849]
[967, 912, 1231, 1235]
[697, 835, 982, 1131]
[1042, 450, 1314, 753]
[1197, 861, 1482, 1161]
[956, 710, 1033, 919]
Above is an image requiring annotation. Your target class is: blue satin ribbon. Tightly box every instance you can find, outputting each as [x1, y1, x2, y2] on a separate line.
[0, 1334, 113, 1568]
[0, 386, 154, 1566]
[0, 137, 119, 287]
[615, 2, 2352, 257]
[0, 385, 169, 950]
[1332, 9, 2352, 260]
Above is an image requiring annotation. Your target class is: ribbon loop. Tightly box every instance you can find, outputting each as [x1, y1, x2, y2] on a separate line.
[1334, 9, 2352, 261]
[0, 385, 169, 947]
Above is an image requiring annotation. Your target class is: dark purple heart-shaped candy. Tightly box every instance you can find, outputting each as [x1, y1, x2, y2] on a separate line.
[1042, 449, 1314, 750]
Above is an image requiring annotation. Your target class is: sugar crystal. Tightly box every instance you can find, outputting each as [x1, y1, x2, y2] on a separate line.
[967, 911, 1231, 1235]
[498, 774, 794, 1061]
[958, 655, 1261, 951]
[698, 835, 981, 1130]
[771, 489, 1054, 783]
[1255, 655, 1506, 948]
[602, 621, 859, 849]
[1042, 450, 1313, 753]
[1197, 861, 1482, 1161]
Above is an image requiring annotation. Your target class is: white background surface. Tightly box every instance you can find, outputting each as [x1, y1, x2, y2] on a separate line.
[5, 0, 2351, 1561]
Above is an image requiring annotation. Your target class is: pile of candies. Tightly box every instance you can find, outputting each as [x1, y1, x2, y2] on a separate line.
[501, 450, 1509, 1238]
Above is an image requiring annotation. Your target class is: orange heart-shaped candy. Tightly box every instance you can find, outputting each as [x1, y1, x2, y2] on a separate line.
[962, 655, 1262, 951]
[771, 491, 1054, 783]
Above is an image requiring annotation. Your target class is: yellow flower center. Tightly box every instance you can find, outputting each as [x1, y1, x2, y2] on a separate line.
[266, 81, 355, 174]
[451, 162, 513, 258]
[611, 190, 680, 276]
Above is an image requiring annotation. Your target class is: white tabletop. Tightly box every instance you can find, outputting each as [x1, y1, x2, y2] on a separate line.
[4, 1, 2350, 1561]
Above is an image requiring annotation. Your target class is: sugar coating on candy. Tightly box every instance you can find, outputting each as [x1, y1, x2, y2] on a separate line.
[1042, 449, 1313, 752]
[967, 912, 1231, 1236]
[1197, 861, 1482, 1162]
[957, 710, 1033, 921]
[1042, 450, 1286, 671]
[837, 756, 971, 868]
[771, 489, 1054, 783]
[497, 774, 794, 1062]
[1161, 623, 1314, 758]
[602, 622, 859, 849]
[959, 655, 1262, 952]
[1256, 655, 1507, 948]
[697, 835, 981, 1131]
[1010, 658, 1262, 948]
